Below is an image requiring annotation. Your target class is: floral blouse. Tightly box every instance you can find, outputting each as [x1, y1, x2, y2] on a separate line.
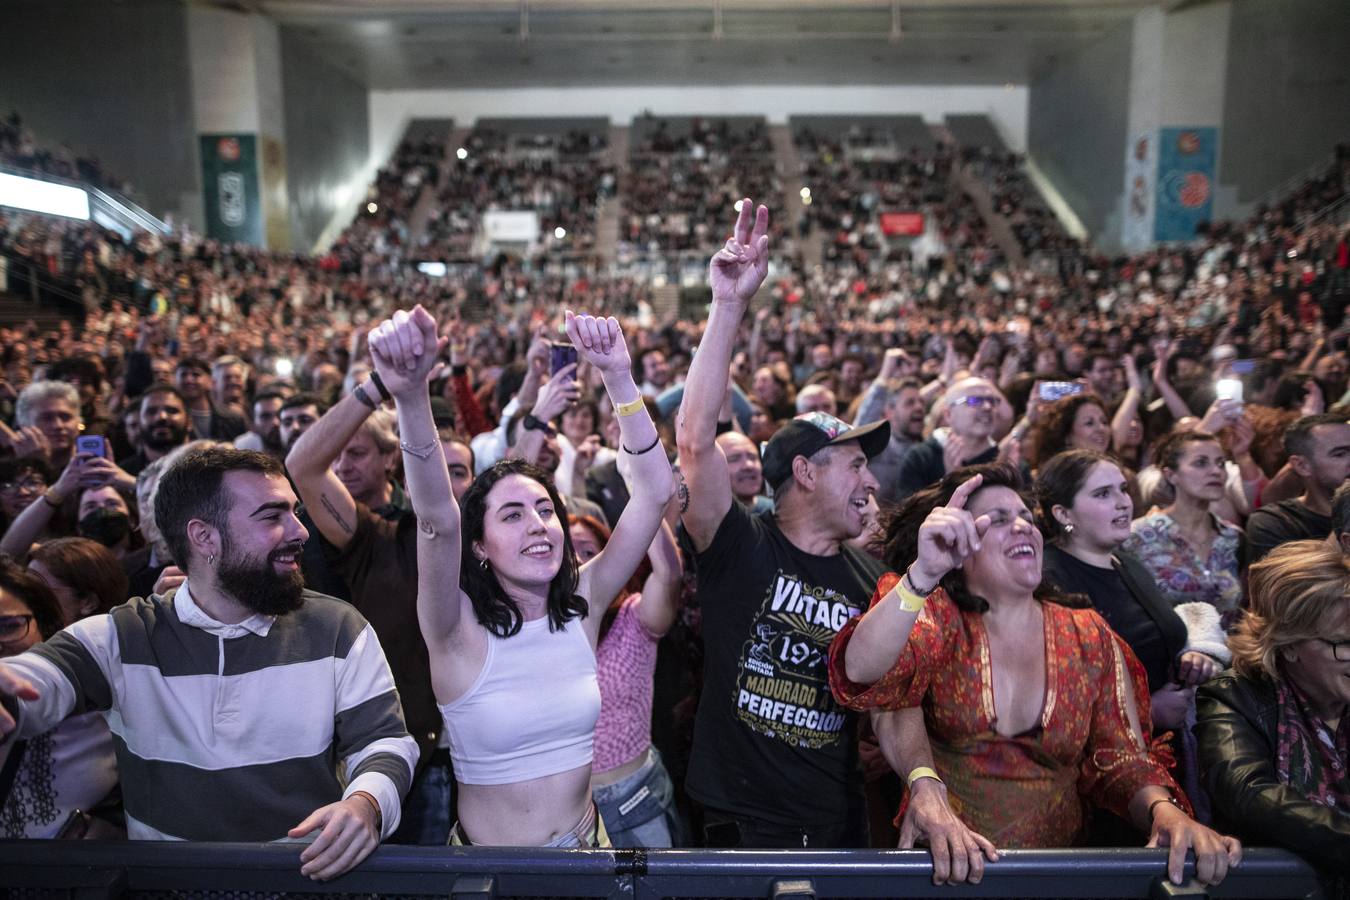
[1122, 512, 1243, 621]
[828, 574, 1181, 847]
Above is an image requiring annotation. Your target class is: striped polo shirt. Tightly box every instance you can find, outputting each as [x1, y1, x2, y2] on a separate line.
[3, 582, 417, 842]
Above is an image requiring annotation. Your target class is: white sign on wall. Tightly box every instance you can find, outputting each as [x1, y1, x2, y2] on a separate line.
[482, 210, 540, 244]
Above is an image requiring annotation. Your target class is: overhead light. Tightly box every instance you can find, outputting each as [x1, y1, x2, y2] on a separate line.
[802, 196, 812, 206]
[800, 187, 811, 198]
[366, 202, 378, 214]
[734, 200, 745, 212]
[456, 147, 468, 160]
[554, 226, 566, 239]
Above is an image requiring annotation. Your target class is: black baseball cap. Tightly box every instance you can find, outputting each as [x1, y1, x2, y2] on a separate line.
[760, 412, 890, 490]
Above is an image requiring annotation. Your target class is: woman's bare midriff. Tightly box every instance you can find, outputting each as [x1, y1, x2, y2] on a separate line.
[455, 763, 594, 846]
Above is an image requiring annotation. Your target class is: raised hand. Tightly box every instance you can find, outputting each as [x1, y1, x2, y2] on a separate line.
[912, 474, 992, 591]
[367, 305, 447, 400]
[532, 364, 581, 422]
[564, 310, 631, 375]
[709, 199, 770, 304]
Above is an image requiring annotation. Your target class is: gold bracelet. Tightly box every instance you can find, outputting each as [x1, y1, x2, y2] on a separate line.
[894, 574, 928, 613]
[907, 766, 943, 787]
[613, 396, 645, 418]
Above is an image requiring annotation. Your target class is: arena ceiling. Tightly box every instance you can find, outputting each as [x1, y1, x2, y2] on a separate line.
[248, 1, 1177, 89]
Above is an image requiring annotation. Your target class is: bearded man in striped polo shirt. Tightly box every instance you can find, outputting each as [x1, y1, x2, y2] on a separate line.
[0, 446, 417, 882]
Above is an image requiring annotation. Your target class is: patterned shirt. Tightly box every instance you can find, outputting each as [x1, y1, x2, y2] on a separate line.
[1122, 511, 1243, 619]
[593, 595, 660, 773]
[829, 575, 1181, 847]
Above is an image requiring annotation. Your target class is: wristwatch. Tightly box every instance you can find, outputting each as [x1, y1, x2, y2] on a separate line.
[522, 414, 555, 437]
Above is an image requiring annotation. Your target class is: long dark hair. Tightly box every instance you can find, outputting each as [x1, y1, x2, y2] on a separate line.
[459, 458, 587, 637]
[878, 462, 1086, 613]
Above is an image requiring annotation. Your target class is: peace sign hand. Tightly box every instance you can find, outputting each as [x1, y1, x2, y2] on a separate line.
[709, 199, 770, 305]
[912, 474, 992, 591]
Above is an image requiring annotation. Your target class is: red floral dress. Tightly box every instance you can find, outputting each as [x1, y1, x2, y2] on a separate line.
[828, 573, 1183, 847]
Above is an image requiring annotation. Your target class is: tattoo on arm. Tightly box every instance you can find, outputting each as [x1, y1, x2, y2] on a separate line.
[676, 470, 690, 514]
[319, 492, 354, 536]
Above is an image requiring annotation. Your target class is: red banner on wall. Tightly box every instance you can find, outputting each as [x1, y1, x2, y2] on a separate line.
[880, 212, 925, 236]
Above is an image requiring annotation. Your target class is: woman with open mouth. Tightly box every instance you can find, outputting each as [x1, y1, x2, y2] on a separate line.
[828, 462, 1242, 888]
[366, 303, 672, 849]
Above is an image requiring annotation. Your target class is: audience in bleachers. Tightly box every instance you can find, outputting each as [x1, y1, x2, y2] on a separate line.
[0, 114, 1347, 889]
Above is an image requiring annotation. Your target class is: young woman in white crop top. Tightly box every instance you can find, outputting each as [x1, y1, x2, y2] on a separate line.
[367, 305, 672, 847]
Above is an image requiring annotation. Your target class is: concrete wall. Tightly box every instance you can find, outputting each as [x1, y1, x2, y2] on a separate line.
[1222, 0, 1350, 204]
[281, 33, 370, 252]
[0, 0, 196, 221]
[1027, 21, 1133, 247]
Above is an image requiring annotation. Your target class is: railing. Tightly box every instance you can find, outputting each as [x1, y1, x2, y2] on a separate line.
[0, 842, 1327, 900]
[0, 163, 170, 240]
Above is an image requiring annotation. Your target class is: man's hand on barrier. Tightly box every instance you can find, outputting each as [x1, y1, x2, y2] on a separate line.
[898, 777, 998, 885]
[1147, 800, 1242, 886]
[290, 793, 381, 881]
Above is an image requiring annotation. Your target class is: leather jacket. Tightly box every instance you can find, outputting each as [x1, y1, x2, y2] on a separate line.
[1195, 672, 1350, 874]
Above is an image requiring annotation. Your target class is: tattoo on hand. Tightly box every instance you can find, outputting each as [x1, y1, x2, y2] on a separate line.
[320, 493, 354, 536]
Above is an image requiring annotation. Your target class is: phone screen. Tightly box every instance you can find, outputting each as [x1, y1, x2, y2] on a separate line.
[75, 436, 106, 458]
[1039, 381, 1084, 403]
[549, 342, 578, 377]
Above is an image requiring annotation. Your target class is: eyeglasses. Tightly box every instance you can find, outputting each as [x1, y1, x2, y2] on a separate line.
[1319, 638, 1350, 662]
[0, 477, 46, 494]
[950, 395, 999, 409]
[0, 615, 35, 645]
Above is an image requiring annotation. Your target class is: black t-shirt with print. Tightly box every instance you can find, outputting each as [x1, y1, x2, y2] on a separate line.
[687, 500, 889, 829]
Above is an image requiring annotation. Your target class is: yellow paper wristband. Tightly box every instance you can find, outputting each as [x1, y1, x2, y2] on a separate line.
[907, 766, 942, 787]
[894, 577, 927, 613]
[614, 396, 645, 418]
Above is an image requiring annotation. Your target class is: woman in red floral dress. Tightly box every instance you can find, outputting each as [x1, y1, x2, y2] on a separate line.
[828, 463, 1242, 887]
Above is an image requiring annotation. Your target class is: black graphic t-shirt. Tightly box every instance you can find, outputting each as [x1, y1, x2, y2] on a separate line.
[686, 500, 889, 827]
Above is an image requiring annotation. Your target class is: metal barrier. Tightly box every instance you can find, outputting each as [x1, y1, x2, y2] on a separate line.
[0, 842, 1326, 900]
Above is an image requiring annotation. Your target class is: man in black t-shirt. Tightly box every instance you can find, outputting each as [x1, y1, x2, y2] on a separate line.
[674, 199, 891, 847]
[1247, 414, 1350, 563]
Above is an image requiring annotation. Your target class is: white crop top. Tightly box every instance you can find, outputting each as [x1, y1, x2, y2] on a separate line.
[439, 615, 601, 785]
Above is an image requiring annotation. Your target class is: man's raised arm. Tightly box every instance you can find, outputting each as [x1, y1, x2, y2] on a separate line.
[675, 199, 770, 552]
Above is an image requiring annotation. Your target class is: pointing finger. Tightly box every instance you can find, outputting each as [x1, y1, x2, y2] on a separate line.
[947, 474, 984, 511]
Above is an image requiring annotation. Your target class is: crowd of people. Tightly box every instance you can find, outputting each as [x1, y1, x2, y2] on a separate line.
[0, 110, 128, 195]
[0, 114, 1347, 891]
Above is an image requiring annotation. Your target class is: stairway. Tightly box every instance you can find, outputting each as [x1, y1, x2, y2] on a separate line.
[0, 294, 79, 331]
[651, 283, 681, 321]
[408, 125, 473, 250]
[951, 163, 1026, 269]
[768, 124, 824, 268]
[593, 125, 629, 266]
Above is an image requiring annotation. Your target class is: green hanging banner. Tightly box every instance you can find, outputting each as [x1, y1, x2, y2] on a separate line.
[199, 134, 262, 245]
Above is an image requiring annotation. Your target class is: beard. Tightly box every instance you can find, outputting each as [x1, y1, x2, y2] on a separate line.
[216, 535, 306, 616]
[144, 422, 188, 452]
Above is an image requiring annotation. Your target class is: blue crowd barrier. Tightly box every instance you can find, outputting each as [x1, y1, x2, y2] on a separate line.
[0, 842, 1327, 899]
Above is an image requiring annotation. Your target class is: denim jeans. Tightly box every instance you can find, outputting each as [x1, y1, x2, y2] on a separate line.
[391, 753, 454, 845]
[591, 746, 681, 848]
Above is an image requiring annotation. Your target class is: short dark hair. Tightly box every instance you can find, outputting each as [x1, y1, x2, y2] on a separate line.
[437, 427, 476, 472]
[1331, 481, 1350, 538]
[280, 392, 326, 415]
[154, 447, 286, 574]
[253, 389, 287, 407]
[1283, 413, 1350, 460]
[29, 537, 129, 616]
[458, 458, 586, 637]
[140, 383, 187, 410]
[175, 357, 211, 376]
[0, 557, 65, 640]
[634, 346, 667, 378]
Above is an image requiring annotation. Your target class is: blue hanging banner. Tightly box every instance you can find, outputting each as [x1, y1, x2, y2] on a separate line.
[1154, 127, 1217, 243]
